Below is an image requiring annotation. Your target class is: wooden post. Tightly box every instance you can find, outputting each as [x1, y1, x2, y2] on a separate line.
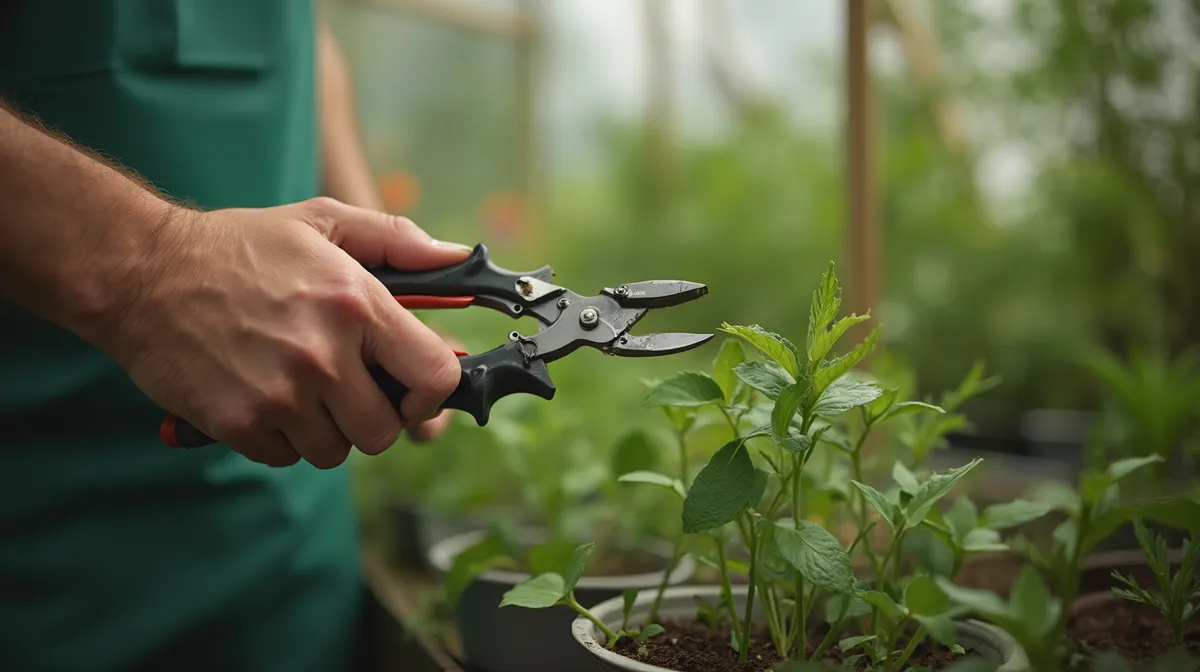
[845, 0, 880, 350]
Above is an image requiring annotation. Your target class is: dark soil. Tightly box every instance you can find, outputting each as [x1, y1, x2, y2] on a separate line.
[612, 618, 977, 671]
[1067, 599, 1200, 667]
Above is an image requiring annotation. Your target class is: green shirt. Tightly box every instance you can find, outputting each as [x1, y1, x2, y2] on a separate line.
[0, 2, 361, 670]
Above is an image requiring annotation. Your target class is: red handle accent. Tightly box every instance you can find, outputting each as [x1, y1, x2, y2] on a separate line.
[395, 296, 475, 310]
[160, 415, 180, 448]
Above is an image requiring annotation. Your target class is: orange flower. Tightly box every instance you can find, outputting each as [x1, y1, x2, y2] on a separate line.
[378, 171, 421, 213]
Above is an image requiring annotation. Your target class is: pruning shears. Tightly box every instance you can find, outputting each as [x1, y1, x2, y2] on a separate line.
[160, 244, 714, 448]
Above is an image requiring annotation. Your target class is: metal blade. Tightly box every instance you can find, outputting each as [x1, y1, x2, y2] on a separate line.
[605, 332, 714, 357]
[602, 281, 708, 308]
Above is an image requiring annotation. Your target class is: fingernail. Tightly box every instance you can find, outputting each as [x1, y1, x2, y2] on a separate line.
[433, 239, 473, 252]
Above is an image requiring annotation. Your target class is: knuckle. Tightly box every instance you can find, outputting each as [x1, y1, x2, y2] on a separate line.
[209, 405, 258, 439]
[252, 378, 300, 417]
[422, 353, 462, 400]
[285, 336, 340, 383]
[303, 196, 342, 218]
[322, 281, 375, 325]
[309, 443, 351, 470]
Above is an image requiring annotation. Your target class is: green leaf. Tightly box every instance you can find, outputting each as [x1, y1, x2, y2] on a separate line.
[914, 614, 957, 647]
[1009, 565, 1056, 636]
[527, 540, 578, 577]
[749, 468, 769, 509]
[621, 588, 637, 629]
[905, 575, 950, 616]
[825, 593, 873, 623]
[892, 462, 920, 494]
[442, 533, 511, 606]
[932, 578, 1010, 620]
[644, 372, 726, 407]
[563, 543, 594, 592]
[713, 339, 747, 403]
[1108, 455, 1165, 481]
[772, 383, 808, 436]
[638, 624, 665, 641]
[879, 401, 946, 424]
[859, 590, 907, 623]
[772, 520, 854, 593]
[811, 314, 871, 366]
[612, 430, 658, 477]
[1091, 653, 1135, 672]
[905, 459, 983, 529]
[776, 431, 813, 454]
[500, 573, 565, 608]
[851, 480, 897, 531]
[682, 439, 757, 533]
[618, 470, 686, 499]
[811, 377, 884, 417]
[807, 263, 841, 341]
[1084, 496, 1200, 555]
[945, 497, 979, 543]
[1081, 455, 1165, 505]
[981, 499, 1053, 531]
[838, 635, 876, 652]
[812, 325, 880, 394]
[733, 361, 793, 400]
[719, 323, 802, 380]
[962, 528, 1007, 553]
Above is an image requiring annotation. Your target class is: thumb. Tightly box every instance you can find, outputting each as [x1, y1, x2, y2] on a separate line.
[300, 197, 472, 270]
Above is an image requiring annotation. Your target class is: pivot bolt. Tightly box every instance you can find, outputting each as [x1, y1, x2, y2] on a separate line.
[579, 308, 599, 329]
[557, 297, 571, 309]
[615, 285, 629, 297]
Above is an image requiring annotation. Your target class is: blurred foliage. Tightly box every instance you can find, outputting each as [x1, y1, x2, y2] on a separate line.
[336, 0, 1197, 525]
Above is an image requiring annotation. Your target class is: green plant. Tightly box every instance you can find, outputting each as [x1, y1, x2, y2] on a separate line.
[1110, 519, 1200, 648]
[935, 455, 1200, 671]
[588, 262, 1010, 670]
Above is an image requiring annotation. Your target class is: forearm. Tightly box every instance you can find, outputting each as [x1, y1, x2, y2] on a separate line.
[0, 103, 185, 343]
[317, 23, 382, 210]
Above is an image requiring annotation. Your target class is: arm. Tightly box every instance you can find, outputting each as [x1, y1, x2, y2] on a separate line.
[317, 21, 382, 210]
[0, 102, 468, 468]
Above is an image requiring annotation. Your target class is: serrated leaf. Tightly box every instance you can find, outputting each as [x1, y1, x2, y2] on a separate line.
[811, 377, 884, 417]
[772, 383, 808, 436]
[612, 430, 658, 477]
[776, 431, 813, 454]
[981, 499, 1053, 530]
[719, 323, 802, 379]
[811, 314, 872, 365]
[563, 543, 594, 592]
[905, 575, 950, 615]
[892, 462, 920, 494]
[813, 325, 880, 395]
[945, 497, 979, 543]
[644, 372, 726, 407]
[618, 470, 686, 499]
[773, 520, 854, 593]
[914, 614, 957, 647]
[682, 439, 757, 533]
[879, 401, 946, 424]
[838, 634, 876, 652]
[713, 339, 747, 403]
[500, 573, 565, 608]
[807, 261, 841, 333]
[733, 361, 793, 400]
[905, 458, 983, 529]
[852, 480, 897, 531]
[859, 590, 907, 623]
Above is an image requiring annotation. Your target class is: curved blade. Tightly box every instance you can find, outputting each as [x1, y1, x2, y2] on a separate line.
[602, 281, 708, 308]
[605, 332, 714, 357]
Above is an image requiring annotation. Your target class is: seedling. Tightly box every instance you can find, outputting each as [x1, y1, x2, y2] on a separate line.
[1111, 519, 1200, 648]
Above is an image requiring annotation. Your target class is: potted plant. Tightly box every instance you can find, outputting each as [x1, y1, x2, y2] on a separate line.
[417, 410, 696, 672]
[506, 262, 1030, 670]
[934, 453, 1200, 671]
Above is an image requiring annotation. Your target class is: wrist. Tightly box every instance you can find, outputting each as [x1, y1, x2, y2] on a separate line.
[67, 197, 199, 356]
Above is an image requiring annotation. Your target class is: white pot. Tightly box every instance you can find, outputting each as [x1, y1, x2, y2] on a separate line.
[572, 585, 1030, 672]
[428, 527, 696, 672]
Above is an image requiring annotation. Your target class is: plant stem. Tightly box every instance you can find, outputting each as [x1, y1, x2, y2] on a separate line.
[715, 529, 737, 624]
[760, 579, 786, 657]
[739, 513, 759, 664]
[791, 451, 806, 658]
[565, 594, 619, 645]
[893, 624, 927, 670]
[648, 424, 690, 623]
[810, 599, 850, 661]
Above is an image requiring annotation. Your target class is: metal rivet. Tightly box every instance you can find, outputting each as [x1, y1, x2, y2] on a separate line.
[579, 308, 599, 328]
[619, 336, 628, 345]
[615, 285, 629, 296]
[557, 297, 570, 309]
[509, 331, 521, 341]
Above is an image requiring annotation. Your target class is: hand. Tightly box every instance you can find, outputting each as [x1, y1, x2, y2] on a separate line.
[101, 197, 472, 469]
[404, 332, 464, 443]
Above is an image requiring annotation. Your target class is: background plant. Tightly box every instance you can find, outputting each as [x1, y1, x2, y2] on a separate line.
[1111, 519, 1200, 649]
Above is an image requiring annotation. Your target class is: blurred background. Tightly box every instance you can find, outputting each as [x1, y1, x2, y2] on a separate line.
[327, 0, 1200, 530]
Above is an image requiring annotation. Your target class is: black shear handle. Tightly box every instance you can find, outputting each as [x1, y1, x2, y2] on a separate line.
[161, 342, 556, 449]
[369, 243, 551, 302]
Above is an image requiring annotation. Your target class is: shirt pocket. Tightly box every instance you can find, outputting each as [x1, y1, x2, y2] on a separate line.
[165, 0, 280, 75]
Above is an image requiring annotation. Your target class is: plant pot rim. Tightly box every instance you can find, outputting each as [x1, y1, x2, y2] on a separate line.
[426, 527, 695, 590]
[573, 584, 1031, 672]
